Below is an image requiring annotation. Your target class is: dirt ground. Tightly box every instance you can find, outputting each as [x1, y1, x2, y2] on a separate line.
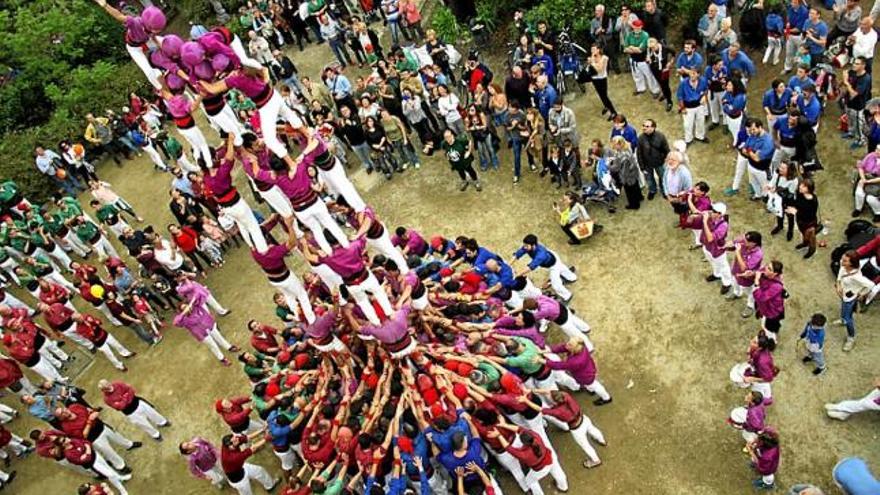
[6, 14, 880, 495]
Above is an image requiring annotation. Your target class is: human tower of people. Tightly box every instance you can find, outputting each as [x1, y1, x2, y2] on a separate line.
[0, 3, 622, 495]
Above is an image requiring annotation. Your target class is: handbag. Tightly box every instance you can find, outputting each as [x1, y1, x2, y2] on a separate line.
[766, 192, 783, 217]
[572, 220, 594, 239]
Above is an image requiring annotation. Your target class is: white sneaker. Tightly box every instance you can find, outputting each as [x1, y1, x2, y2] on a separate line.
[843, 338, 855, 352]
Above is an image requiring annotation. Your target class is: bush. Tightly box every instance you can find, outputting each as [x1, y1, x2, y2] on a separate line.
[431, 5, 466, 44]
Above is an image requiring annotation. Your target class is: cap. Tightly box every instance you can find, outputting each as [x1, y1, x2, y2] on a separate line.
[712, 202, 727, 215]
[632, 19, 644, 28]
[452, 383, 468, 401]
[141, 6, 167, 33]
[161, 34, 184, 58]
[430, 235, 444, 249]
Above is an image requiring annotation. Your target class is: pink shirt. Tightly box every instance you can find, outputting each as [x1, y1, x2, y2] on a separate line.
[547, 344, 596, 385]
[225, 72, 269, 99]
[124, 16, 149, 45]
[250, 156, 315, 206]
[391, 229, 428, 256]
[174, 306, 215, 341]
[732, 240, 763, 287]
[859, 152, 880, 176]
[305, 310, 336, 340]
[360, 306, 411, 343]
[203, 158, 236, 196]
[530, 295, 561, 321]
[319, 237, 368, 280]
[198, 32, 241, 68]
[700, 217, 729, 258]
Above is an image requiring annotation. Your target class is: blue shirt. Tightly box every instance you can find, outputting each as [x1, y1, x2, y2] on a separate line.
[676, 77, 709, 104]
[28, 395, 56, 422]
[513, 243, 557, 271]
[676, 52, 704, 75]
[535, 85, 558, 119]
[734, 126, 750, 149]
[786, 3, 809, 33]
[466, 247, 501, 275]
[722, 92, 747, 116]
[266, 410, 292, 448]
[722, 50, 756, 78]
[787, 75, 815, 94]
[803, 19, 828, 55]
[190, 24, 209, 39]
[765, 13, 784, 35]
[172, 176, 194, 197]
[610, 124, 639, 151]
[833, 457, 880, 495]
[532, 54, 555, 82]
[484, 261, 517, 290]
[799, 323, 825, 347]
[797, 94, 821, 125]
[704, 65, 729, 92]
[762, 88, 792, 114]
[424, 409, 471, 454]
[428, 239, 455, 258]
[746, 132, 776, 161]
[437, 437, 486, 480]
[326, 75, 352, 99]
[773, 117, 798, 143]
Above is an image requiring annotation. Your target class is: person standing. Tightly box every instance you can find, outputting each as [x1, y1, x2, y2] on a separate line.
[220, 432, 280, 495]
[787, 178, 820, 259]
[35, 147, 83, 196]
[701, 202, 733, 295]
[721, 79, 747, 146]
[802, 8, 829, 67]
[98, 380, 170, 441]
[623, 20, 660, 97]
[841, 57, 872, 150]
[441, 130, 482, 191]
[782, 0, 809, 73]
[729, 231, 764, 318]
[513, 234, 578, 303]
[180, 437, 226, 488]
[849, 17, 877, 74]
[250, 233, 316, 324]
[753, 260, 786, 335]
[676, 70, 710, 145]
[587, 44, 618, 119]
[173, 300, 239, 367]
[55, 403, 141, 474]
[798, 313, 827, 375]
[637, 118, 670, 199]
[743, 119, 776, 201]
[834, 250, 874, 352]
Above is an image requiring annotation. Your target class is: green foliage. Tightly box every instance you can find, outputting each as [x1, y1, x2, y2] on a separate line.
[474, 0, 499, 33]
[431, 5, 466, 44]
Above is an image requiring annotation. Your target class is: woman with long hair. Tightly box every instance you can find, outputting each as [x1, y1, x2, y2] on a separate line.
[767, 161, 799, 241]
[608, 136, 642, 210]
[364, 115, 396, 179]
[466, 105, 499, 172]
[720, 78, 747, 146]
[786, 178, 819, 259]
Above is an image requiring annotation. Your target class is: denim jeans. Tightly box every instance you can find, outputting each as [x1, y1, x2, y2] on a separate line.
[644, 164, 665, 195]
[841, 298, 857, 338]
[51, 173, 83, 196]
[391, 139, 420, 166]
[810, 348, 826, 369]
[512, 138, 523, 177]
[351, 142, 374, 170]
[118, 133, 139, 153]
[475, 135, 499, 170]
[282, 75, 304, 95]
[388, 20, 401, 46]
[328, 37, 351, 66]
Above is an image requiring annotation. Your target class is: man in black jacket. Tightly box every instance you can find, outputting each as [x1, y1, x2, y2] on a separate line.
[641, 0, 667, 44]
[636, 118, 670, 199]
[271, 50, 303, 95]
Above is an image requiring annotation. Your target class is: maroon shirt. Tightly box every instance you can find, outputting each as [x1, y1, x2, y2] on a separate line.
[251, 244, 291, 278]
[319, 237, 368, 281]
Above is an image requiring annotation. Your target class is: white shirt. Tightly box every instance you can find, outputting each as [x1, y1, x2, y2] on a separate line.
[35, 150, 61, 175]
[298, 2, 310, 20]
[437, 93, 462, 124]
[155, 239, 184, 270]
[852, 28, 878, 60]
[837, 267, 874, 302]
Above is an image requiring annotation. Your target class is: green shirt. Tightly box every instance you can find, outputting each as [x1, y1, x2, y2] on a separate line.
[239, 13, 254, 29]
[58, 197, 83, 220]
[243, 353, 269, 380]
[73, 220, 99, 244]
[164, 136, 183, 159]
[24, 254, 54, 278]
[381, 115, 404, 142]
[3, 221, 29, 252]
[43, 212, 68, 236]
[624, 31, 649, 52]
[443, 136, 473, 171]
[0, 247, 9, 263]
[0, 181, 18, 206]
[395, 52, 420, 73]
[307, 0, 326, 15]
[477, 362, 501, 388]
[504, 337, 541, 374]
[275, 305, 297, 324]
[96, 204, 120, 224]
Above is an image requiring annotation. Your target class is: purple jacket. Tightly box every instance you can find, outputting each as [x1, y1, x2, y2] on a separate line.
[744, 403, 766, 432]
[546, 343, 596, 385]
[493, 316, 546, 348]
[753, 276, 784, 319]
[531, 295, 561, 322]
[732, 240, 763, 287]
[755, 445, 780, 475]
[187, 437, 219, 478]
[305, 310, 337, 340]
[174, 306, 215, 341]
[700, 216, 729, 258]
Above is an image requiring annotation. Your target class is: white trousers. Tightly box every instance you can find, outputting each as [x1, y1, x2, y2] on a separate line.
[270, 274, 316, 323]
[764, 37, 782, 64]
[489, 447, 528, 492]
[126, 44, 162, 90]
[703, 248, 734, 287]
[293, 200, 349, 254]
[93, 302, 124, 327]
[45, 244, 73, 273]
[44, 271, 76, 294]
[94, 425, 135, 470]
[178, 126, 214, 169]
[229, 462, 276, 495]
[731, 155, 748, 192]
[683, 105, 707, 143]
[558, 310, 594, 351]
[231, 35, 264, 70]
[733, 283, 756, 308]
[748, 165, 770, 199]
[143, 142, 168, 171]
[560, 416, 605, 463]
[826, 389, 880, 420]
[0, 258, 19, 285]
[0, 433, 27, 458]
[522, 450, 568, 495]
[108, 219, 131, 239]
[273, 446, 296, 471]
[585, 379, 612, 401]
[347, 272, 393, 325]
[201, 324, 234, 361]
[126, 399, 168, 439]
[366, 231, 409, 274]
[39, 337, 68, 367]
[547, 252, 576, 301]
[257, 185, 294, 218]
[783, 35, 804, 72]
[0, 291, 32, 314]
[854, 185, 880, 214]
[724, 114, 742, 146]
[709, 91, 723, 124]
[206, 104, 245, 146]
[98, 333, 134, 370]
[202, 463, 227, 487]
[630, 60, 660, 95]
[91, 235, 120, 261]
[770, 145, 795, 172]
[64, 231, 92, 257]
[310, 263, 347, 303]
[223, 198, 269, 253]
[318, 159, 367, 212]
[259, 91, 304, 159]
[90, 450, 132, 495]
[29, 355, 68, 383]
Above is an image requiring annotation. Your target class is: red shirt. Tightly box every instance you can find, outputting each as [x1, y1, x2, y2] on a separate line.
[506, 431, 553, 470]
[0, 358, 23, 388]
[35, 430, 66, 459]
[301, 429, 334, 466]
[43, 302, 75, 331]
[39, 283, 70, 305]
[219, 397, 252, 429]
[59, 403, 94, 440]
[63, 438, 95, 466]
[250, 326, 280, 355]
[75, 315, 108, 346]
[73, 263, 98, 283]
[0, 425, 11, 447]
[173, 227, 200, 253]
[102, 382, 136, 412]
[541, 392, 582, 429]
[473, 420, 514, 452]
[221, 445, 253, 475]
[2, 331, 37, 363]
